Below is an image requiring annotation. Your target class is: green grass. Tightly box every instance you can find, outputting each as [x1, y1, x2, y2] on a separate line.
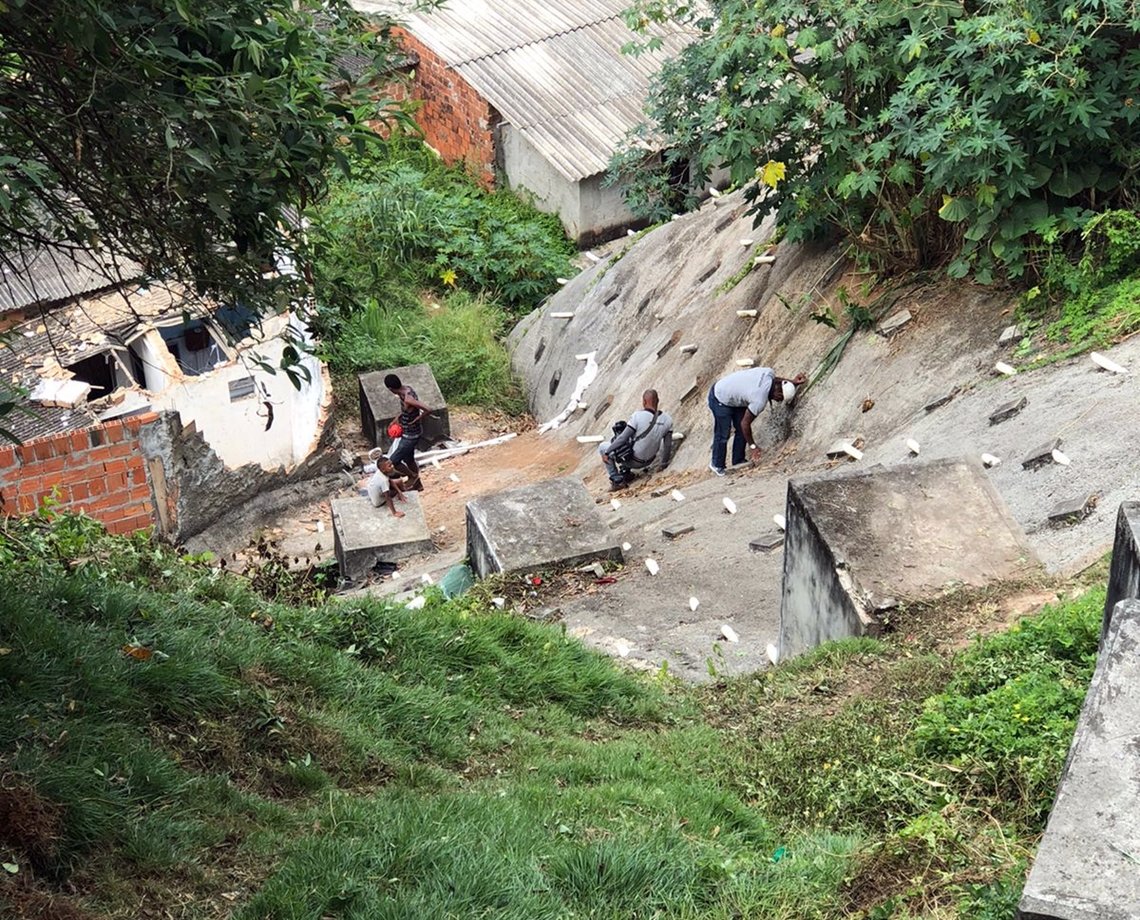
[323, 291, 526, 413]
[0, 514, 1105, 918]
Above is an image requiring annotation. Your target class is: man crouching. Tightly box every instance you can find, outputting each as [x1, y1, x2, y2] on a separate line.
[598, 389, 674, 492]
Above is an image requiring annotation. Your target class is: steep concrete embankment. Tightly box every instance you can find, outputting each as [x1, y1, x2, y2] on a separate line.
[507, 191, 1140, 680]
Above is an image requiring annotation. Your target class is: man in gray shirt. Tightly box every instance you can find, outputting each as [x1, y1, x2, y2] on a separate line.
[599, 389, 674, 491]
[708, 367, 806, 475]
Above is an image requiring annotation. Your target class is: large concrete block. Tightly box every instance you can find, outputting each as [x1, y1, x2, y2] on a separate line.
[1104, 502, 1140, 638]
[465, 476, 623, 578]
[358, 364, 450, 450]
[779, 457, 1037, 659]
[332, 493, 434, 581]
[1017, 599, 1140, 920]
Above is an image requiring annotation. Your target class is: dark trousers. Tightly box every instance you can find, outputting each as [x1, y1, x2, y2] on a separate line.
[388, 436, 420, 484]
[708, 387, 746, 470]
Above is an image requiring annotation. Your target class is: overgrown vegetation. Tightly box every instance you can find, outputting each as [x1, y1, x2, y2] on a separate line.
[615, 0, 1140, 286]
[0, 512, 1104, 917]
[307, 139, 574, 411]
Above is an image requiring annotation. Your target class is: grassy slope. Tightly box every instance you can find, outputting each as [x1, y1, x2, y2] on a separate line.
[0, 515, 1104, 919]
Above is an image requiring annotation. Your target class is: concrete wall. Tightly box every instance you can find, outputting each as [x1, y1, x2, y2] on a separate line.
[395, 28, 497, 186]
[137, 411, 338, 544]
[0, 414, 159, 535]
[1103, 501, 1140, 636]
[1017, 598, 1140, 920]
[152, 319, 329, 472]
[778, 479, 875, 659]
[498, 123, 582, 239]
[577, 172, 640, 247]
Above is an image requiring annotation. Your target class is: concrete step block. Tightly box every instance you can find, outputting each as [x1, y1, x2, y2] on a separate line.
[990, 395, 1028, 425]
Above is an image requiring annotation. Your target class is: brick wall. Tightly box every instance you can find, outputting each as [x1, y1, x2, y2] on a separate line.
[0, 413, 159, 536]
[396, 29, 498, 186]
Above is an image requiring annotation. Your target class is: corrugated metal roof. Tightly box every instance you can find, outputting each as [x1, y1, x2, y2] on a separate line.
[0, 247, 141, 315]
[355, 0, 700, 181]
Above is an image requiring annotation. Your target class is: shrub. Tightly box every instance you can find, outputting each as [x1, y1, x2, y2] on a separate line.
[617, 0, 1140, 282]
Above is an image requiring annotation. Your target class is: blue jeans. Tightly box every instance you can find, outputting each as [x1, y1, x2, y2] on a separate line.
[708, 386, 746, 470]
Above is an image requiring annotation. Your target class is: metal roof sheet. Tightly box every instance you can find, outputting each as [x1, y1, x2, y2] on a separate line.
[355, 0, 700, 181]
[0, 247, 141, 315]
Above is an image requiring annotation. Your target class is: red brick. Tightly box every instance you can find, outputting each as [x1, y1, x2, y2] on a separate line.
[104, 459, 128, 475]
[0, 446, 15, 468]
[38, 456, 66, 474]
[17, 444, 36, 464]
[33, 440, 55, 461]
[69, 431, 87, 452]
[67, 482, 91, 501]
[105, 473, 128, 491]
[88, 478, 107, 497]
[16, 494, 35, 513]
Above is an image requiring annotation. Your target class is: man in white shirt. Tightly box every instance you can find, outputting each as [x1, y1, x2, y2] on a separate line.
[708, 367, 806, 475]
[598, 389, 674, 491]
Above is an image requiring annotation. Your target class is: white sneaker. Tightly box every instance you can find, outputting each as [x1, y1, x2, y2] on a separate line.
[708, 462, 726, 477]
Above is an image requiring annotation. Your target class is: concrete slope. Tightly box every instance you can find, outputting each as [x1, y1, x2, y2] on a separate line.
[505, 190, 1140, 681]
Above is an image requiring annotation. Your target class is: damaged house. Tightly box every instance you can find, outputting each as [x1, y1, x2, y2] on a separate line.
[0, 247, 333, 539]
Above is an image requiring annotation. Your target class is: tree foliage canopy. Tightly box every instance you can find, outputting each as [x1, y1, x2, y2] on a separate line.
[617, 0, 1140, 281]
[0, 0, 405, 314]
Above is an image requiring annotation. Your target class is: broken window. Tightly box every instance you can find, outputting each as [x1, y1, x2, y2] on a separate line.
[158, 319, 225, 376]
[65, 351, 119, 397]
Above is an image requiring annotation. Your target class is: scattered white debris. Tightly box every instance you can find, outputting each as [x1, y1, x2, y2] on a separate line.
[622, 542, 632, 552]
[29, 378, 91, 409]
[671, 489, 685, 502]
[491, 597, 506, 609]
[550, 311, 574, 319]
[841, 444, 864, 461]
[673, 432, 685, 442]
[708, 186, 722, 198]
[766, 643, 779, 665]
[1091, 351, 1128, 375]
[680, 344, 699, 354]
[1052, 448, 1071, 466]
[316, 520, 325, 533]
[406, 596, 426, 611]
[689, 597, 700, 612]
[420, 573, 433, 584]
[994, 361, 1017, 376]
[415, 433, 518, 464]
[645, 558, 660, 576]
[671, 214, 681, 221]
[740, 238, 754, 246]
[584, 251, 601, 263]
[627, 228, 637, 236]
[576, 435, 604, 444]
[556, 277, 570, 285]
[735, 358, 755, 367]
[981, 453, 1002, 468]
[576, 402, 588, 411]
[906, 438, 921, 456]
[773, 514, 786, 531]
[753, 254, 777, 265]
[722, 497, 737, 515]
[736, 309, 758, 318]
[610, 498, 622, 511]
[720, 624, 740, 643]
[615, 641, 631, 658]
[449, 473, 460, 483]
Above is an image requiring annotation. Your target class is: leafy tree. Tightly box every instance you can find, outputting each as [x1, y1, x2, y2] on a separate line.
[616, 0, 1140, 282]
[0, 0, 410, 315]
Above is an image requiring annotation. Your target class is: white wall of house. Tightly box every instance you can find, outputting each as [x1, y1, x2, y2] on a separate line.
[151, 315, 327, 471]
